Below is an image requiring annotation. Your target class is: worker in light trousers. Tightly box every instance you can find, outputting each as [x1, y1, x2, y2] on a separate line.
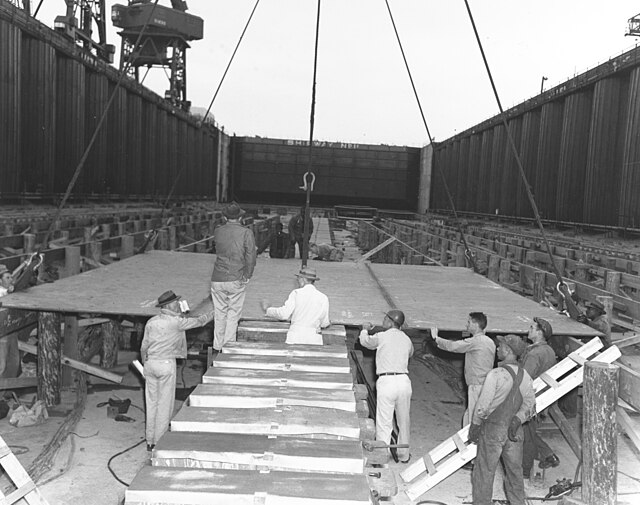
[359, 310, 413, 463]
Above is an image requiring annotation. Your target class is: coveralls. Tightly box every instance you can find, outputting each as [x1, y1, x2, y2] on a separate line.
[472, 363, 535, 505]
[211, 221, 257, 350]
[266, 283, 330, 345]
[434, 332, 496, 425]
[359, 327, 414, 462]
[141, 309, 211, 446]
[521, 341, 556, 475]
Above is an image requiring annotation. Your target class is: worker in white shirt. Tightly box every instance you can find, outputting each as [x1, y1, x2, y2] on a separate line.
[359, 310, 414, 463]
[261, 267, 330, 345]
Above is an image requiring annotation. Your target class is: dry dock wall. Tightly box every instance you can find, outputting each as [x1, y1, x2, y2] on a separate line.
[427, 45, 640, 228]
[0, 1, 228, 200]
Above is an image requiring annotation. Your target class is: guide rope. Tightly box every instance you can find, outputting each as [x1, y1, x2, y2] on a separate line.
[384, 0, 478, 273]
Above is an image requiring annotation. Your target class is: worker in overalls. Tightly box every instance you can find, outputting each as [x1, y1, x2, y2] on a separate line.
[469, 334, 535, 505]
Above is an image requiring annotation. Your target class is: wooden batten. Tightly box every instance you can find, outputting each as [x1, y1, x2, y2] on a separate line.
[189, 384, 356, 412]
[171, 405, 361, 439]
[152, 432, 364, 475]
[202, 367, 354, 390]
[125, 466, 371, 505]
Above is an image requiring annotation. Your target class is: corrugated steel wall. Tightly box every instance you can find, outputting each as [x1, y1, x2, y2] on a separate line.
[231, 137, 421, 209]
[429, 45, 640, 227]
[0, 2, 223, 200]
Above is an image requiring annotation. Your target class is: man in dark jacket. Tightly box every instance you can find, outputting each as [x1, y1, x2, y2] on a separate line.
[288, 207, 313, 259]
[269, 222, 290, 259]
[211, 202, 257, 351]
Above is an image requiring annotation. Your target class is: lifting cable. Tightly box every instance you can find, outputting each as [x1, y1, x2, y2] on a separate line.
[162, 0, 262, 214]
[384, 0, 478, 274]
[462, 0, 580, 319]
[41, 0, 163, 248]
[301, 0, 322, 268]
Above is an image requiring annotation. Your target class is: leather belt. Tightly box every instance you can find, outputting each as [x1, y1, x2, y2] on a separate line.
[378, 372, 407, 376]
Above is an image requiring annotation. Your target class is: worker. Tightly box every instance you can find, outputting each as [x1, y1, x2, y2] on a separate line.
[309, 242, 345, 262]
[140, 290, 213, 451]
[468, 334, 535, 505]
[359, 310, 413, 463]
[578, 300, 612, 348]
[288, 206, 313, 259]
[0, 265, 14, 297]
[430, 312, 496, 425]
[269, 222, 291, 259]
[261, 267, 330, 345]
[211, 201, 257, 351]
[521, 317, 559, 477]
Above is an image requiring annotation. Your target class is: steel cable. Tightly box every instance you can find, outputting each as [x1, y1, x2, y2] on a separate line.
[162, 0, 262, 214]
[383, 0, 478, 273]
[42, 0, 163, 248]
[301, 0, 322, 268]
[461, 0, 580, 318]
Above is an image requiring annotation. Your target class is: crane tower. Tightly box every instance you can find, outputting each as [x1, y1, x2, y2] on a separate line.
[111, 0, 204, 111]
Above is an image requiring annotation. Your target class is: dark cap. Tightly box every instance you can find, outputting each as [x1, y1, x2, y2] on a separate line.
[385, 309, 405, 327]
[0, 264, 9, 275]
[497, 334, 527, 357]
[533, 317, 553, 339]
[156, 290, 181, 307]
[585, 300, 605, 313]
[222, 201, 245, 219]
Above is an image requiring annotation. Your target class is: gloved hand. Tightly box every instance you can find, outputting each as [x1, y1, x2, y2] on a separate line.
[577, 314, 589, 324]
[508, 416, 521, 442]
[468, 422, 482, 444]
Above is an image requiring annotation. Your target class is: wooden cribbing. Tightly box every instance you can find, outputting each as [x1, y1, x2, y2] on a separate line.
[400, 340, 621, 501]
[0, 436, 48, 505]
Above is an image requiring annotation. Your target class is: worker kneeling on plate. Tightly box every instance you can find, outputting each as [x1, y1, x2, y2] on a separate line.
[141, 290, 213, 451]
[359, 310, 413, 463]
[468, 334, 535, 505]
[261, 267, 330, 345]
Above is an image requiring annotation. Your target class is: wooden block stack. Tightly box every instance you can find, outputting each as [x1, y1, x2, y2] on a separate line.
[125, 339, 374, 505]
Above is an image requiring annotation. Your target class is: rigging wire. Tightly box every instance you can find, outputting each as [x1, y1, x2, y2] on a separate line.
[301, 0, 322, 268]
[461, 0, 579, 318]
[162, 0, 262, 213]
[383, 0, 478, 273]
[41, 0, 163, 248]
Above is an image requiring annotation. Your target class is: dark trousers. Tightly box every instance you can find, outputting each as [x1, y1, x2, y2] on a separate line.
[472, 421, 526, 505]
[523, 416, 554, 473]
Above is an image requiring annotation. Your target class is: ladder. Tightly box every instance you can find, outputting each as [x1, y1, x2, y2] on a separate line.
[400, 338, 621, 501]
[0, 436, 49, 505]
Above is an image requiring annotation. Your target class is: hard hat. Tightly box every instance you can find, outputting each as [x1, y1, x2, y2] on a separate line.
[385, 310, 405, 327]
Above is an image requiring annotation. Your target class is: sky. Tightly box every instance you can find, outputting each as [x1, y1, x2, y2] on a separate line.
[36, 1, 640, 146]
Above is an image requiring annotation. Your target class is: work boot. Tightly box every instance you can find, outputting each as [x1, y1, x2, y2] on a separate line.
[539, 454, 560, 469]
[146, 443, 155, 452]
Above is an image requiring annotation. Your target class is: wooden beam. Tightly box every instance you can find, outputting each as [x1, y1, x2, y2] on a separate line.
[358, 237, 396, 263]
[18, 341, 123, 384]
[617, 361, 640, 412]
[548, 403, 581, 459]
[0, 377, 38, 390]
[0, 308, 37, 335]
[613, 334, 640, 349]
[617, 406, 640, 454]
[582, 362, 618, 505]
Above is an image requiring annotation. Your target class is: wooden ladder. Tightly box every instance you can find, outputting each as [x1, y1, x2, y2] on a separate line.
[400, 338, 622, 501]
[0, 436, 48, 505]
